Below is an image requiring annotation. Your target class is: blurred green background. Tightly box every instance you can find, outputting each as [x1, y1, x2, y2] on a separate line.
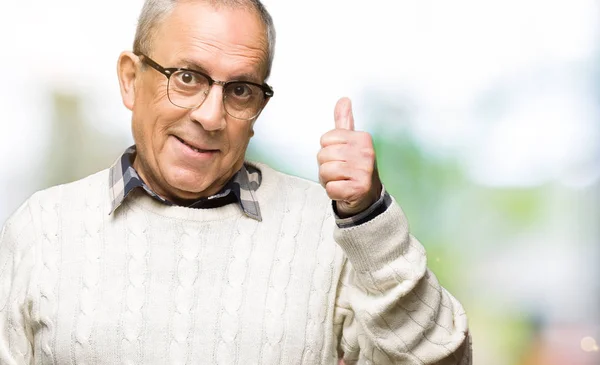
[1, 1, 598, 364]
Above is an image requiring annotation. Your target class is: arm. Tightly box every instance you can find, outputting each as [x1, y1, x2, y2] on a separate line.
[0, 201, 36, 365]
[320, 97, 470, 363]
[332, 195, 471, 364]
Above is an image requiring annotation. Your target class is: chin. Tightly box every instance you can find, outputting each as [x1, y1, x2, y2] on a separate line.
[168, 174, 213, 198]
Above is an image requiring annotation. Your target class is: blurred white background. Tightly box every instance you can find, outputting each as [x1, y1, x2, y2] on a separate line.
[1, 1, 599, 364]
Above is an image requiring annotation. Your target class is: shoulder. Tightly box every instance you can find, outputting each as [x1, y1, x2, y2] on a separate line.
[0, 169, 111, 246]
[247, 161, 333, 219]
[22, 169, 111, 217]
[0, 169, 108, 260]
[249, 161, 328, 197]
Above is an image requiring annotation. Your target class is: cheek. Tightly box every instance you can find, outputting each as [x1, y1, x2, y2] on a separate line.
[225, 123, 253, 158]
[151, 83, 170, 106]
[237, 123, 254, 143]
[135, 96, 185, 145]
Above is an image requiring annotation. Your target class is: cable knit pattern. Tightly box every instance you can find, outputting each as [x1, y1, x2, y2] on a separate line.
[38, 191, 61, 365]
[169, 224, 202, 365]
[73, 179, 104, 365]
[215, 217, 258, 365]
[0, 163, 470, 365]
[301, 189, 337, 365]
[258, 180, 304, 365]
[0, 201, 34, 364]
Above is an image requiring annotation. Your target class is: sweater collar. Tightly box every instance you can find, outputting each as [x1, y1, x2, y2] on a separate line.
[108, 145, 262, 221]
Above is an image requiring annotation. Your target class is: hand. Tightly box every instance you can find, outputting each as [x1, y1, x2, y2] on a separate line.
[318, 97, 383, 218]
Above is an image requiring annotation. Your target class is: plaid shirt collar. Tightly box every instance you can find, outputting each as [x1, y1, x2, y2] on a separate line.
[108, 145, 262, 221]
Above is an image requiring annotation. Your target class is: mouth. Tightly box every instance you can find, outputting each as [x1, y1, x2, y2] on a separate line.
[174, 136, 218, 154]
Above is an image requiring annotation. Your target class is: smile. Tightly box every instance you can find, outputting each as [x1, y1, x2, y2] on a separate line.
[174, 136, 217, 154]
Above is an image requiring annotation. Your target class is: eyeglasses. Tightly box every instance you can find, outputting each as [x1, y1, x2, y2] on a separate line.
[137, 53, 274, 120]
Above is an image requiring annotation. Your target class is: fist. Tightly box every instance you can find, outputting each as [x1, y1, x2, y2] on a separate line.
[318, 97, 382, 218]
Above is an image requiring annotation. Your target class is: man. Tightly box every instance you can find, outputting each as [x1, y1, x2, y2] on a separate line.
[0, 0, 471, 364]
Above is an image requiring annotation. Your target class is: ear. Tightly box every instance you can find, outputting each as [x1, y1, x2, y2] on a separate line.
[117, 51, 139, 111]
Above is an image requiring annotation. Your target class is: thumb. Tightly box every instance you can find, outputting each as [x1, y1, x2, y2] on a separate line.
[334, 97, 355, 131]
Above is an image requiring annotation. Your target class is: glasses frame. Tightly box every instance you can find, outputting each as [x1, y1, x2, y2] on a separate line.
[137, 53, 274, 120]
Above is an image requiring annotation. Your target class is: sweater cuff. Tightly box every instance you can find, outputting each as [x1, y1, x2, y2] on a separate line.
[334, 186, 392, 229]
[333, 195, 415, 273]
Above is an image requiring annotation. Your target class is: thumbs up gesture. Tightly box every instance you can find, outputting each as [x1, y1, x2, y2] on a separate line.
[318, 97, 383, 217]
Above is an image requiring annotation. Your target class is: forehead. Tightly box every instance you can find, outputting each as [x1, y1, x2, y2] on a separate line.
[152, 1, 269, 79]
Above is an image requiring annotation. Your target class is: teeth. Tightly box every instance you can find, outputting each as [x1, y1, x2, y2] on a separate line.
[187, 143, 202, 153]
[177, 136, 204, 153]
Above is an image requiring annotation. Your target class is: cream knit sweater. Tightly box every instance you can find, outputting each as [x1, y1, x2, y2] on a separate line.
[0, 163, 470, 365]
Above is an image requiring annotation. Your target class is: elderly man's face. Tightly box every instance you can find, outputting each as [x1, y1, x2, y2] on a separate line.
[124, 2, 269, 203]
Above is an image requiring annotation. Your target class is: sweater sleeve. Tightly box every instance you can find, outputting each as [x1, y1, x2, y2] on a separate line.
[332, 196, 471, 365]
[0, 201, 36, 365]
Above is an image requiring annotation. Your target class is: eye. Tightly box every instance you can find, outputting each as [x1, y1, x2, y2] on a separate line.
[230, 83, 252, 98]
[178, 72, 198, 85]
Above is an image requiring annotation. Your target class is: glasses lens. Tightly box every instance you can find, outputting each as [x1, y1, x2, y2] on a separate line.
[167, 70, 210, 108]
[224, 82, 265, 120]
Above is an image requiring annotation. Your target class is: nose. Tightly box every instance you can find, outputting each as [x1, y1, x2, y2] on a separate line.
[189, 84, 227, 132]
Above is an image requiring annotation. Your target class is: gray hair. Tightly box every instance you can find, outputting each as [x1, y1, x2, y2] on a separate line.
[133, 0, 276, 79]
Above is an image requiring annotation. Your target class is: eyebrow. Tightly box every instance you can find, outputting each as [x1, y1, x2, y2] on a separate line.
[179, 58, 262, 84]
[179, 59, 209, 73]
